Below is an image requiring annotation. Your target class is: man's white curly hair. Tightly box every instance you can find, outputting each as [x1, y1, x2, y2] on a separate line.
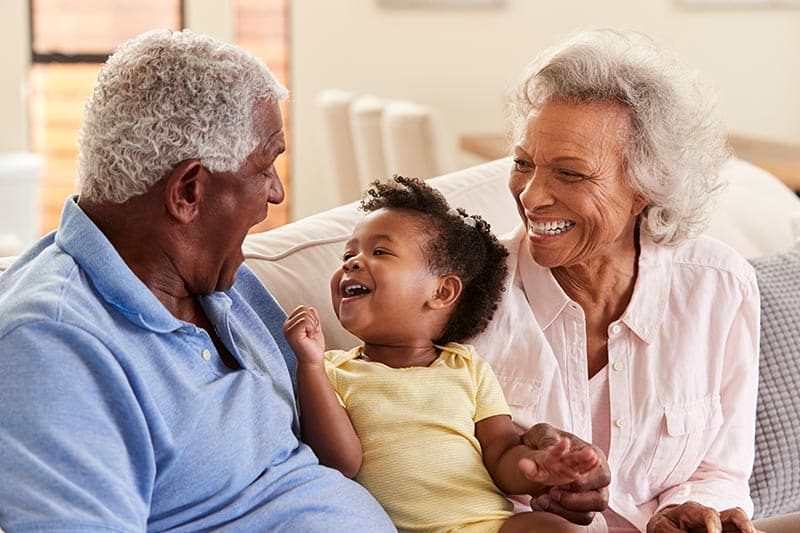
[510, 29, 730, 246]
[78, 29, 288, 203]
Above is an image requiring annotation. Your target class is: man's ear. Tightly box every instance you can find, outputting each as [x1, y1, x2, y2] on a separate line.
[428, 275, 463, 310]
[164, 159, 206, 224]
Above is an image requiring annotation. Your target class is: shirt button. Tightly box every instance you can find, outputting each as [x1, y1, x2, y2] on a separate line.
[201, 348, 211, 361]
[610, 324, 621, 335]
[612, 361, 625, 371]
[614, 418, 625, 428]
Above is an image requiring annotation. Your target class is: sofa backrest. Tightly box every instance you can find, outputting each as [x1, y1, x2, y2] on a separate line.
[1, 156, 799, 347]
[242, 156, 800, 350]
[243, 158, 519, 349]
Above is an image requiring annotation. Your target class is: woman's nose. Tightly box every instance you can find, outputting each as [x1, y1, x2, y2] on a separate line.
[519, 172, 554, 210]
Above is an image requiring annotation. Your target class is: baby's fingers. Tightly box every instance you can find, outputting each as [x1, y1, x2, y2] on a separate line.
[283, 306, 321, 336]
[518, 456, 546, 483]
[563, 446, 601, 474]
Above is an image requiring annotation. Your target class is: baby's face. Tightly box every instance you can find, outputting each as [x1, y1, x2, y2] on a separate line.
[330, 208, 442, 344]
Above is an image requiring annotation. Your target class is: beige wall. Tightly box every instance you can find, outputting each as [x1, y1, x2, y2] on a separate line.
[290, 0, 800, 217]
[0, 0, 30, 152]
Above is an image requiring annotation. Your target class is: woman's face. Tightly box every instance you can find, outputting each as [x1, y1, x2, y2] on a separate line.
[509, 99, 647, 269]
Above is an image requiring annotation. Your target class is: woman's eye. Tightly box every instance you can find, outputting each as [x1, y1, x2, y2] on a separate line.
[558, 170, 585, 181]
[373, 249, 385, 256]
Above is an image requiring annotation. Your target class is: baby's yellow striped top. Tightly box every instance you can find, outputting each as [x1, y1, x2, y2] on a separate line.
[323, 342, 514, 533]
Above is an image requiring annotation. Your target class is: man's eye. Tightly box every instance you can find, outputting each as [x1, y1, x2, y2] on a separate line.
[513, 158, 534, 171]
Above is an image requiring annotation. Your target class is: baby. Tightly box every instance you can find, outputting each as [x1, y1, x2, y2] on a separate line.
[283, 176, 599, 533]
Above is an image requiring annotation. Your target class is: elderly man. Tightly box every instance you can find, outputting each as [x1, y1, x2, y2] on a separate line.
[0, 30, 394, 531]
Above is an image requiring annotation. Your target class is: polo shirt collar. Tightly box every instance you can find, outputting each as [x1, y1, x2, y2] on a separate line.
[55, 196, 183, 333]
[515, 225, 670, 344]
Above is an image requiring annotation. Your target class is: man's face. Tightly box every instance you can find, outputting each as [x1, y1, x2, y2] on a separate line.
[200, 99, 286, 292]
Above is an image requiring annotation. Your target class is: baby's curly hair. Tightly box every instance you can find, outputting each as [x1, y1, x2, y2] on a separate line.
[360, 176, 509, 345]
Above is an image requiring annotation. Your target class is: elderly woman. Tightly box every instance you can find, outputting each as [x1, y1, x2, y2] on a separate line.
[0, 30, 394, 531]
[473, 30, 760, 532]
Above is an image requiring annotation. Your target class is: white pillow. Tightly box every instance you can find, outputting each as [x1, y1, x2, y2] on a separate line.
[243, 158, 518, 350]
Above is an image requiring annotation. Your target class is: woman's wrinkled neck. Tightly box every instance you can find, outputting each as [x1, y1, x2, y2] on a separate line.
[552, 224, 641, 313]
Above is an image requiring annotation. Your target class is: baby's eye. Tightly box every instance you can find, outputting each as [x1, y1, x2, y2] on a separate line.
[373, 248, 386, 256]
[342, 251, 355, 261]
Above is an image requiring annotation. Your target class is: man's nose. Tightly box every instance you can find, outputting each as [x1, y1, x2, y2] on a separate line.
[269, 170, 285, 204]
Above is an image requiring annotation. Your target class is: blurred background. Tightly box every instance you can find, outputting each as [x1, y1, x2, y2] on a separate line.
[1, 0, 798, 255]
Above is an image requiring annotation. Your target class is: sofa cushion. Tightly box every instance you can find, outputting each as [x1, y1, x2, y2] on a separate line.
[748, 248, 800, 518]
[706, 159, 800, 259]
[243, 157, 519, 350]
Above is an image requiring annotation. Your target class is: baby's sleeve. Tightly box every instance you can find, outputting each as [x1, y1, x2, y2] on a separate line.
[472, 351, 512, 423]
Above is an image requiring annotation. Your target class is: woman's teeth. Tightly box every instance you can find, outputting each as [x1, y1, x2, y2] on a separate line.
[529, 220, 575, 235]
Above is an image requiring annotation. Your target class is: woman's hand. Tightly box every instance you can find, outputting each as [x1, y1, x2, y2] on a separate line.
[647, 502, 761, 533]
[522, 422, 610, 525]
[282, 305, 326, 365]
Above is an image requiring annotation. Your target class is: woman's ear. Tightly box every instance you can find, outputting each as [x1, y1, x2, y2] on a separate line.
[631, 193, 649, 216]
[429, 275, 463, 310]
[164, 159, 206, 224]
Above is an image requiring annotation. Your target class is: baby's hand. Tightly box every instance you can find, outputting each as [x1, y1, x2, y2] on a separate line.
[517, 436, 601, 487]
[282, 305, 326, 365]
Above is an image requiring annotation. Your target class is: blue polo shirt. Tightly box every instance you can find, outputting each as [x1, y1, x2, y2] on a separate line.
[0, 197, 394, 532]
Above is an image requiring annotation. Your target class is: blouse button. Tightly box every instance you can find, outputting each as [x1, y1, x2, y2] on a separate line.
[612, 361, 625, 371]
[610, 324, 621, 335]
[201, 348, 211, 361]
[614, 418, 625, 428]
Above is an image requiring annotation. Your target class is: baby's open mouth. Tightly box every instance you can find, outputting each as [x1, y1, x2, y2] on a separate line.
[341, 281, 371, 298]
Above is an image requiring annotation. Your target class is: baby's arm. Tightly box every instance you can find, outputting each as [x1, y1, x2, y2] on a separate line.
[476, 415, 600, 495]
[282, 305, 362, 478]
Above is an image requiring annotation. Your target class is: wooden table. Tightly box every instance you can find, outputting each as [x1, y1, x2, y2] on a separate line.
[459, 132, 800, 192]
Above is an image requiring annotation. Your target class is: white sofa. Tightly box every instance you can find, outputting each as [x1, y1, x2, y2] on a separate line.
[242, 157, 800, 351]
[1, 157, 800, 527]
[240, 156, 800, 527]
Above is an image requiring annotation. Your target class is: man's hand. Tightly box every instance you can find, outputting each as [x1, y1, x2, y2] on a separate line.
[647, 502, 761, 533]
[282, 305, 326, 364]
[522, 422, 610, 526]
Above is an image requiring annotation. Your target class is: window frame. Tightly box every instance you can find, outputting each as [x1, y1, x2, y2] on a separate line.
[28, 1, 185, 64]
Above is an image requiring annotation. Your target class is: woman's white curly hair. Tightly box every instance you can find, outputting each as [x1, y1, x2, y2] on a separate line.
[78, 29, 288, 203]
[510, 29, 730, 246]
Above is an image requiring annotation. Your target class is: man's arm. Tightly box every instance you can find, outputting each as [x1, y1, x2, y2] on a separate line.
[283, 306, 362, 478]
[0, 321, 152, 531]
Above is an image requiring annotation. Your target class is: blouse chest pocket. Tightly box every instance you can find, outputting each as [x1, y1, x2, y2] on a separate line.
[647, 394, 724, 490]
[496, 376, 542, 428]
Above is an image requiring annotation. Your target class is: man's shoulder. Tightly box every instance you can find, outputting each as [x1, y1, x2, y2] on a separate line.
[0, 241, 95, 337]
